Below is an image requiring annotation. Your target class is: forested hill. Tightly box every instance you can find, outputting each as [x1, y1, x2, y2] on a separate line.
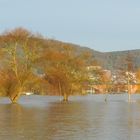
[0, 28, 140, 71]
[67, 44, 140, 71]
[45, 41, 140, 71]
[91, 49, 140, 71]
[104, 50, 140, 71]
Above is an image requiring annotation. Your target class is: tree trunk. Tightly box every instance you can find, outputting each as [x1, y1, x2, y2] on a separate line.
[58, 81, 62, 96]
[128, 93, 131, 102]
[127, 73, 131, 102]
[63, 93, 68, 102]
[104, 85, 108, 102]
[105, 94, 107, 102]
[128, 85, 131, 102]
[9, 87, 22, 103]
[10, 93, 20, 103]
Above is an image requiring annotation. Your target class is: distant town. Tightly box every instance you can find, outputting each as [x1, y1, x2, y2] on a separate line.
[85, 65, 139, 94]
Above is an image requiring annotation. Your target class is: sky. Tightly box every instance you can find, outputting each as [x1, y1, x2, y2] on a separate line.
[0, 0, 140, 52]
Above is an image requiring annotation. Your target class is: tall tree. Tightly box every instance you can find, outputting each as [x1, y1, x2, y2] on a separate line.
[42, 44, 89, 101]
[0, 28, 39, 103]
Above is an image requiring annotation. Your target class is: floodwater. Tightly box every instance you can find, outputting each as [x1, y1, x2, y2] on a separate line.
[0, 94, 140, 140]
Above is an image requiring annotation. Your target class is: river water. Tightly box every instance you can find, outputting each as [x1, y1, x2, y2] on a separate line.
[0, 94, 140, 140]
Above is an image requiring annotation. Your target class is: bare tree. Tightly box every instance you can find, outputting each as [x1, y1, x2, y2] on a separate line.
[0, 29, 39, 103]
[42, 44, 89, 101]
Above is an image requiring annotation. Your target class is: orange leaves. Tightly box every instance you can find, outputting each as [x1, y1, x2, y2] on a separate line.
[42, 43, 90, 97]
[3, 27, 32, 42]
[44, 50, 67, 62]
[0, 27, 97, 101]
[0, 69, 18, 96]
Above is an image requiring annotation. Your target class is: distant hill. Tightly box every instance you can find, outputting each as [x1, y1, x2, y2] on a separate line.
[91, 49, 140, 71]
[28, 39, 140, 71]
[66, 44, 140, 71]
[0, 28, 139, 72]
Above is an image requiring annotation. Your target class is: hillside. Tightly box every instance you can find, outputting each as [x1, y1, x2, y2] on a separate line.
[71, 45, 140, 71]
[0, 28, 140, 72]
[92, 49, 140, 71]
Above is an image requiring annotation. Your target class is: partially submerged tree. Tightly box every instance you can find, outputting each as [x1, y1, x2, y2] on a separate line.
[0, 28, 40, 103]
[0, 27, 100, 103]
[42, 44, 89, 101]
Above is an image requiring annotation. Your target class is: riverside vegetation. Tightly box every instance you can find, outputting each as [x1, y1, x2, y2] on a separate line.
[0, 28, 140, 103]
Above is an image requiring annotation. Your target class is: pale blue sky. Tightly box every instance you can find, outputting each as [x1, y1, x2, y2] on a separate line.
[0, 0, 140, 52]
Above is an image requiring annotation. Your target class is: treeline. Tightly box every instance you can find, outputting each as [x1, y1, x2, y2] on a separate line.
[0, 28, 95, 103]
[1, 28, 140, 103]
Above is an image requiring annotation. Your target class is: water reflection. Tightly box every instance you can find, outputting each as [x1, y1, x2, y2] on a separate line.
[0, 103, 42, 139]
[0, 95, 140, 140]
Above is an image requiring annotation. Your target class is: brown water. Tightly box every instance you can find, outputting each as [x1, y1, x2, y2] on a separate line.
[0, 94, 140, 140]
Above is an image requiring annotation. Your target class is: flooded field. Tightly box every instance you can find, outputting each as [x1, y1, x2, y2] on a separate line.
[0, 94, 140, 140]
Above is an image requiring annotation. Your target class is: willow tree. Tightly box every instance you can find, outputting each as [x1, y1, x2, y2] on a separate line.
[42, 44, 89, 101]
[0, 28, 39, 103]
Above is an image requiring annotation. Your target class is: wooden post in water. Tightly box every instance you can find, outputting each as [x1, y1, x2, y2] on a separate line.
[105, 84, 108, 102]
[128, 85, 131, 102]
[127, 72, 131, 102]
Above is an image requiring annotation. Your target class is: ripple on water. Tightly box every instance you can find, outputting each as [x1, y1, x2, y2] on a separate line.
[0, 94, 140, 140]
